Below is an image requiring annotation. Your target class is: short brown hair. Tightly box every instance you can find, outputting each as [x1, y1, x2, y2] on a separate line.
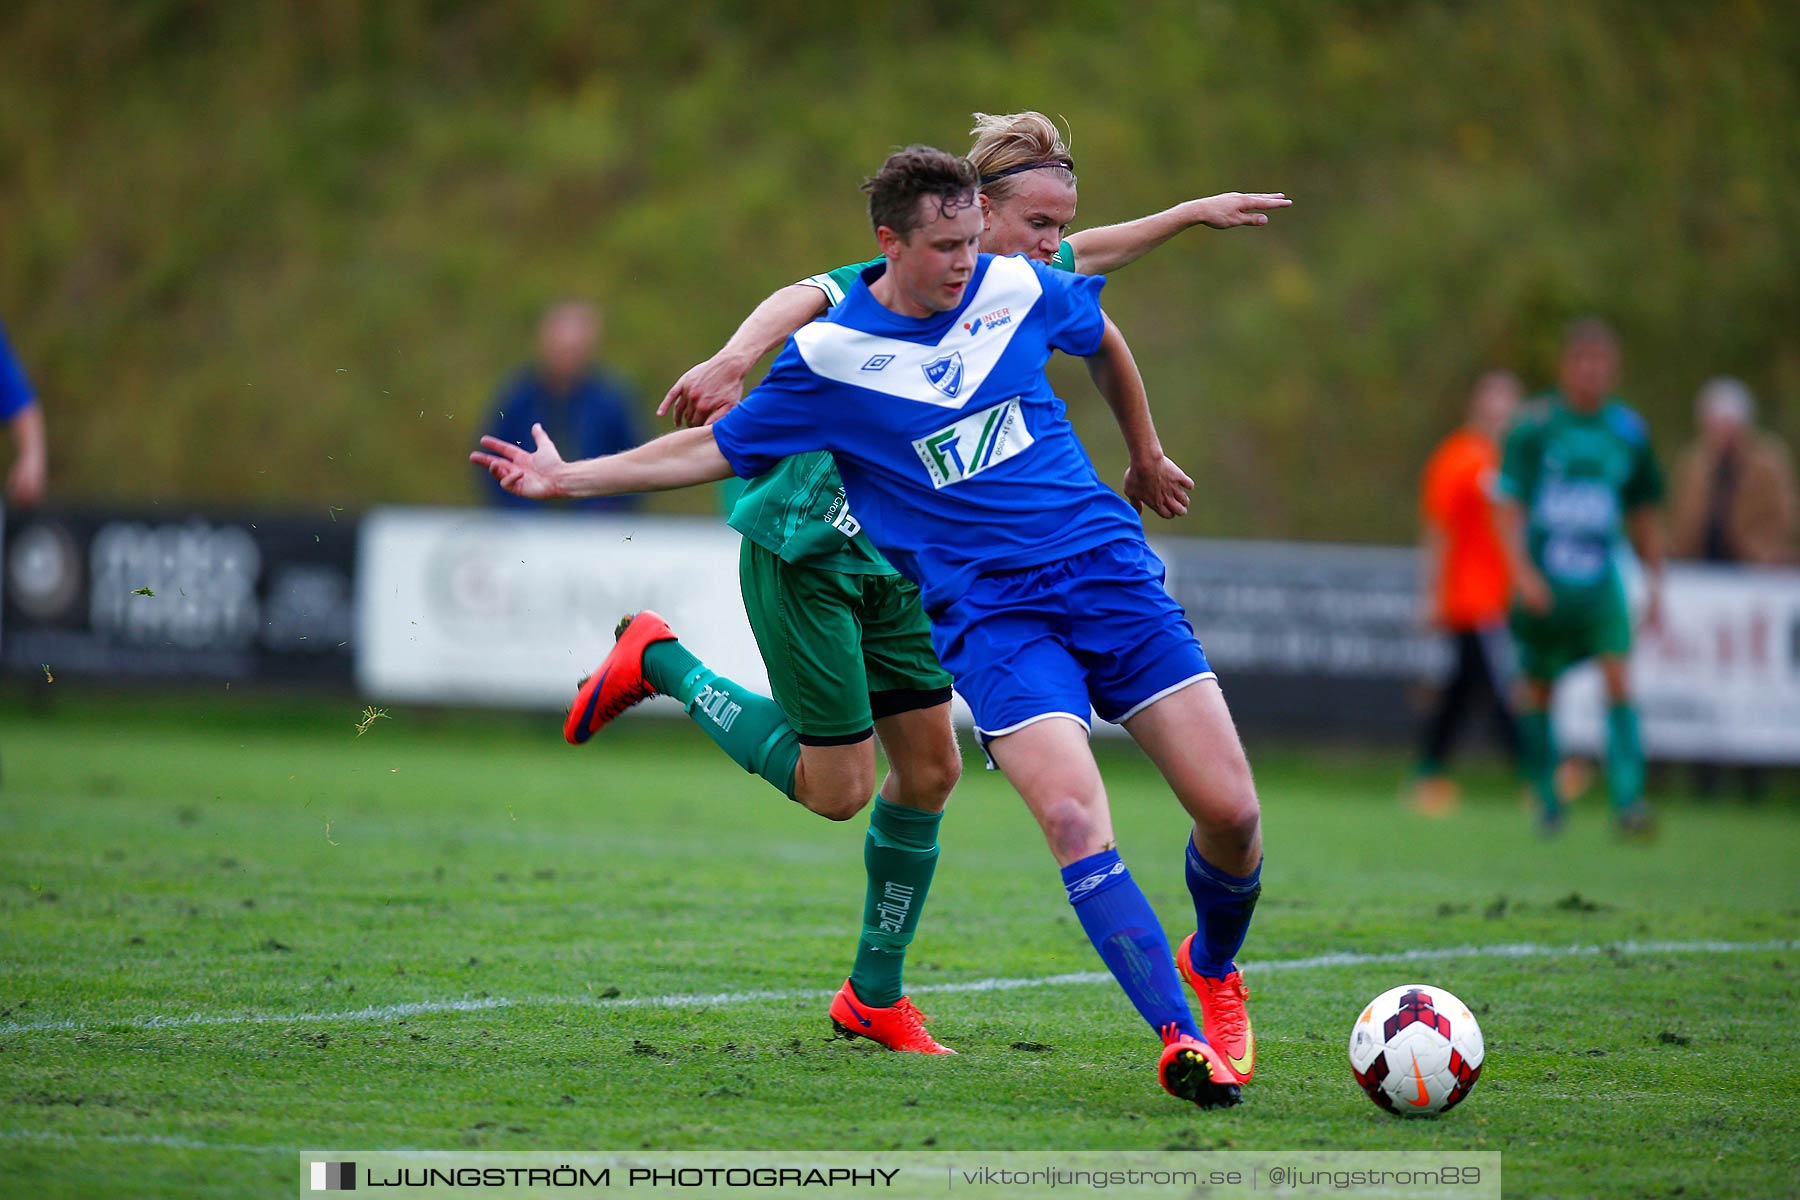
[862, 145, 979, 238]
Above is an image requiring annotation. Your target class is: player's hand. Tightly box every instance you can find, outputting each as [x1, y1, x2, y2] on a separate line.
[1515, 567, 1553, 615]
[1641, 582, 1665, 633]
[6, 448, 46, 507]
[659, 356, 748, 428]
[469, 423, 568, 500]
[1123, 456, 1193, 519]
[1186, 193, 1291, 229]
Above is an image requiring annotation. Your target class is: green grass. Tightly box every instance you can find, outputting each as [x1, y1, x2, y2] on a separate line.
[2, 694, 1797, 1199]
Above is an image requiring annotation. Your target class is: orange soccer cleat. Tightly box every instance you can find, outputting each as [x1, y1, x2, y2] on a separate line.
[564, 611, 677, 745]
[1176, 932, 1256, 1084]
[828, 979, 956, 1054]
[1157, 1023, 1242, 1109]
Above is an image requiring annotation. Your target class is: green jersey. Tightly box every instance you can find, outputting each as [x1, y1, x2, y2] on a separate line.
[1498, 394, 1665, 610]
[726, 244, 1079, 573]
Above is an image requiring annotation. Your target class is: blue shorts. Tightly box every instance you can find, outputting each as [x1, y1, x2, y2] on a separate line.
[929, 538, 1215, 742]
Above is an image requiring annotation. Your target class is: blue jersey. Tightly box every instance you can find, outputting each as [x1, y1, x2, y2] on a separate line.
[713, 254, 1145, 612]
[0, 319, 36, 421]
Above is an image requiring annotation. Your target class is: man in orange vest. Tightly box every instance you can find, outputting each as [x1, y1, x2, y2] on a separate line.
[1412, 371, 1522, 814]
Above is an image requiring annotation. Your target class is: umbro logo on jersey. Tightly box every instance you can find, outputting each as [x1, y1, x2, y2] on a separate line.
[861, 354, 895, 372]
[922, 351, 966, 398]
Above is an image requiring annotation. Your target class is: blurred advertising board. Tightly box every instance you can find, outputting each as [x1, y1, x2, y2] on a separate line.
[354, 508, 768, 711]
[1151, 538, 1434, 741]
[1, 507, 356, 684]
[1155, 537, 1800, 763]
[1556, 564, 1800, 764]
[24, 504, 1785, 764]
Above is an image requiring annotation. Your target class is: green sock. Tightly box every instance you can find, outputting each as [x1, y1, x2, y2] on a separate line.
[1605, 702, 1645, 812]
[1518, 708, 1559, 819]
[641, 640, 802, 800]
[849, 798, 943, 1007]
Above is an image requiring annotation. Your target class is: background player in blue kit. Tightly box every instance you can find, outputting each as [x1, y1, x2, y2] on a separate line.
[474, 147, 1265, 1110]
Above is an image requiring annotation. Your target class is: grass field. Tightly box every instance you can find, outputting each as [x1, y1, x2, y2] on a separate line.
[2, 693, 1797, 1199]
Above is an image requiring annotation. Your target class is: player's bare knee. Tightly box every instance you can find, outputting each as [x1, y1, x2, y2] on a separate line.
[799, 788, 871, 822]
[921, 744, 963, 804]
[1192, 778, 1261, 854]
[1035, 797, 1105, 860]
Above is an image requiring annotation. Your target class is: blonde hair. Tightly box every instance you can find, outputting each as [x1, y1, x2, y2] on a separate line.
[967, 111, 1076, 201]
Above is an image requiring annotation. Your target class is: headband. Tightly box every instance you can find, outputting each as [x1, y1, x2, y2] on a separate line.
[978, 157, 1075, 185]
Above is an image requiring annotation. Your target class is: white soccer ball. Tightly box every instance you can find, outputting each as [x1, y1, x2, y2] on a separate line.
[1348, 983, 1484, 1116]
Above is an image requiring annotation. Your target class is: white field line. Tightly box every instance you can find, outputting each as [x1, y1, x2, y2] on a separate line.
[2, 937, 1791, 1037]
[0, 1128, 298, 1155]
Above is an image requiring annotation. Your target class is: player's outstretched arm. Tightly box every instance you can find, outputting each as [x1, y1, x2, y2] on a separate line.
[1065, 193, 1291, 276]
[659, 285, 830, 428]
[1085, 313, 1192, 519]
[470, 422, 732, 501]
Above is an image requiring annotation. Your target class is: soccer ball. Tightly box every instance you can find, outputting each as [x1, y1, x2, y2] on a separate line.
[1348, 983, 1484, 1116]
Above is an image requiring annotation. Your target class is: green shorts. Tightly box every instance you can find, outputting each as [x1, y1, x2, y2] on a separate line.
[1509, 583, 1633, 682]
[738, 540, 954, 744]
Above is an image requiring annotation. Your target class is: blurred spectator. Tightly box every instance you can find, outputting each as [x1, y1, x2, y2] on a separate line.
[1669, 377, 1795, 802]
[0, 316, 48, 507]
[483, 301, 642, 511]
[1410, 370, 1522, 815]
[1669, 377, 1798, 566]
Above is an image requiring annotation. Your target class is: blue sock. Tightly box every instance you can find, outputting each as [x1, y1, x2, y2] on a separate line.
[1184, 838, 1262, 978]
[1061, 849, 1199, 1040]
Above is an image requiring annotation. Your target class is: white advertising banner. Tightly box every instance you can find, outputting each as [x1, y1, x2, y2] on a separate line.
[356, 509, 768, 711]
[354, 508, 1800, 763]
[1554, 564, 1800, 764]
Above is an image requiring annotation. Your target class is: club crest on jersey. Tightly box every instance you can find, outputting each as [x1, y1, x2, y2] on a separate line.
[912, 398, 1035, 488]
[921, 351, 966, 398]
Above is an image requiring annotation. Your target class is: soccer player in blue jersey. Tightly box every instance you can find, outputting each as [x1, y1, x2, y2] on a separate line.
[537, 114, 1281, 1061]
[475, 147, 1264, 1109]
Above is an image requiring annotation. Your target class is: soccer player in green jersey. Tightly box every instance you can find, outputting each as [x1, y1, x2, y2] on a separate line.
[548, 113, 1287, 1059]
[1497, 319, 1667, 837]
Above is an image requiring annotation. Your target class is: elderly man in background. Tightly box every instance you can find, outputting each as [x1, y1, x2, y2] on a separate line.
[1670, 377, 1798, 567]
[1669, 377, 1797, 801]
[482, 301, 643, 512]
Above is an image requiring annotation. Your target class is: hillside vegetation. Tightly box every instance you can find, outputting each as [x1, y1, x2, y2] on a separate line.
[3, 1, 1795, 540]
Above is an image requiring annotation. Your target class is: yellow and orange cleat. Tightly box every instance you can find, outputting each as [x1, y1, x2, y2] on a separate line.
[1157, 1023, 1242, 1109]
[1176, 933, 1256, 1084]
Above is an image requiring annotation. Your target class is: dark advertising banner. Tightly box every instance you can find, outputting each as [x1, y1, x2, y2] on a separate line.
[2, 508, 357, 685]
[1151, 537, 1442, 741]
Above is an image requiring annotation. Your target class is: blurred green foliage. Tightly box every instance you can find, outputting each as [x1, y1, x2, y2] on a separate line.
[2, 0, 1796, 540]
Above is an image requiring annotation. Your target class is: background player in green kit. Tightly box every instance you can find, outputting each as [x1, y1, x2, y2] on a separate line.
[552, 114, 1287, 1058]
[1497, 319, 1667, 837]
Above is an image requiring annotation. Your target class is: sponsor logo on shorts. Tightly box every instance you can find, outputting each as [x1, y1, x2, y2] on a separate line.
[824, 490, 862, 538]
[912, 399, 1035, 488]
